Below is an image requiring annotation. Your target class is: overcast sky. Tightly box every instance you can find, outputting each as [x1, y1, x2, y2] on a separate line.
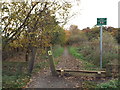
[64, 0, 120, 30]
[1, 0, 119, 30]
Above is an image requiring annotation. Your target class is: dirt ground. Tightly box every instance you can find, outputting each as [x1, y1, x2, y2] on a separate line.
[27, 48, 105, 88]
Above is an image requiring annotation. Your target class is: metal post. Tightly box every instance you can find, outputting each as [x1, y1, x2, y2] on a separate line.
[100, 25, 103, 69]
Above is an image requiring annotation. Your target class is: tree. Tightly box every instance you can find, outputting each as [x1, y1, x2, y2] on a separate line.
[67, 25, 88, 45]
[1, 1, 73, 75]
[69, 25, 80, 35]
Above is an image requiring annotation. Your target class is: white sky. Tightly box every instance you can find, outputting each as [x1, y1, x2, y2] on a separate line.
[64, 0, 120, 30]
[1, 0, 119, 29]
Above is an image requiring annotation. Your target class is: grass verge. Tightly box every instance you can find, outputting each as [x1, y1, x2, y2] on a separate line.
[69, 46, 98, 70]
[97, 79, 120, 88]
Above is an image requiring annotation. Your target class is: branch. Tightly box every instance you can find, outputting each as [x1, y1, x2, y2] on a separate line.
[7, 2, 39, 43]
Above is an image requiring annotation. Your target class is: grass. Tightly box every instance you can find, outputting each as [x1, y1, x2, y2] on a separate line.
[2, 62, 30, 88]
[69, 46, 98, 70]
[52, 45, 64, 67]
[97, 79, 120, 89]
[33, 61, 49, 73]
[52, 45, 64, 58]
[82, 81, 97, 88]
[81, 78, 120, 89]
[82, 79, 120, 89]
[69, 46, 120, 89]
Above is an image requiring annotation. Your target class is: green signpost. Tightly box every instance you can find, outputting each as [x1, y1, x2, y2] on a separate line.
[97, 18, 107, 69]
[97, 18, 107, 25]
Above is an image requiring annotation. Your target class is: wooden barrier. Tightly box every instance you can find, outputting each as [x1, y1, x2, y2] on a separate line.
[56, 69, 106, 76]
[56, 64, 119, 78]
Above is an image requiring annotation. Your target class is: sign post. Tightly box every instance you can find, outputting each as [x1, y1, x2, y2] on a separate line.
[100, 26, 103, 69]
[97, 18, 107, 69]
[47, 46, 58, 76]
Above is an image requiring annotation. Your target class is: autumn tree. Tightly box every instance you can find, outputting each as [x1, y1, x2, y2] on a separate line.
[67, 25, 88, 46]
[1, 1, 73, 75]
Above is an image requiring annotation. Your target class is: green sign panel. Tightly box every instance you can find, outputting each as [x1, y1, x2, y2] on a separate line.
[97, 18, 107, 25]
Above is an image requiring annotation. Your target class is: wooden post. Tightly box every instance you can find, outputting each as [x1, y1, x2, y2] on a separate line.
[47, 46, 58, 76]
[28, 47, 37, 74]
[112, 65, 119, 78]
[106, 64, 112, 77]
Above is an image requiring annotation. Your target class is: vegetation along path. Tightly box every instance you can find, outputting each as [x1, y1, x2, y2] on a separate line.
[27, 47, 105, 88]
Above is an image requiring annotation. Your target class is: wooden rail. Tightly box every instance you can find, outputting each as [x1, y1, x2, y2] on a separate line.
[56, 69, 106, 74]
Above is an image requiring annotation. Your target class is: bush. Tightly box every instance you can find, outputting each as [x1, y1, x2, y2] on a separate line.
[77, 32, 118, 68]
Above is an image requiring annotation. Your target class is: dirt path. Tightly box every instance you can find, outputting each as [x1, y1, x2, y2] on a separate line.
[27, 47, 98, 88]
[56, 47, 83, 70]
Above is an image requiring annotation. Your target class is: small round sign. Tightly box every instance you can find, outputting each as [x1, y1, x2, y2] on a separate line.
[48, 50, 52, 55]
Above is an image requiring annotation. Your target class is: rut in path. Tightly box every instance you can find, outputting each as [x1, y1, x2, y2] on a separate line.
[27, 47, 95, 88]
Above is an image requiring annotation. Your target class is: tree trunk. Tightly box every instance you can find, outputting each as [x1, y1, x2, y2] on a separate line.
[28, 47, 37, 74]
[25, 48, 29, 62]
[47, 46, 58, 76]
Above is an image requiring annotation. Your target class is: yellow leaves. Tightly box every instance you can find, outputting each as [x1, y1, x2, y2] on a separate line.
[32, 2, 39, 6]
[9, 40, 22, 48]
[41, 49, 46, 54]
[2, 1, 71, 49]
[9, 37, 29, 48]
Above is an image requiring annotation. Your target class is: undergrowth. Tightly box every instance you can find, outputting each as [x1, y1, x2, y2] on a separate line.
[69, 46, 99, 70]
[2, 62, 29, 88]
[52, 45, 64, 58]
[2, 45, 64, 88]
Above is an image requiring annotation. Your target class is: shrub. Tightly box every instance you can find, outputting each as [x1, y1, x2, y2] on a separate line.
[75, 31, 118, 68]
